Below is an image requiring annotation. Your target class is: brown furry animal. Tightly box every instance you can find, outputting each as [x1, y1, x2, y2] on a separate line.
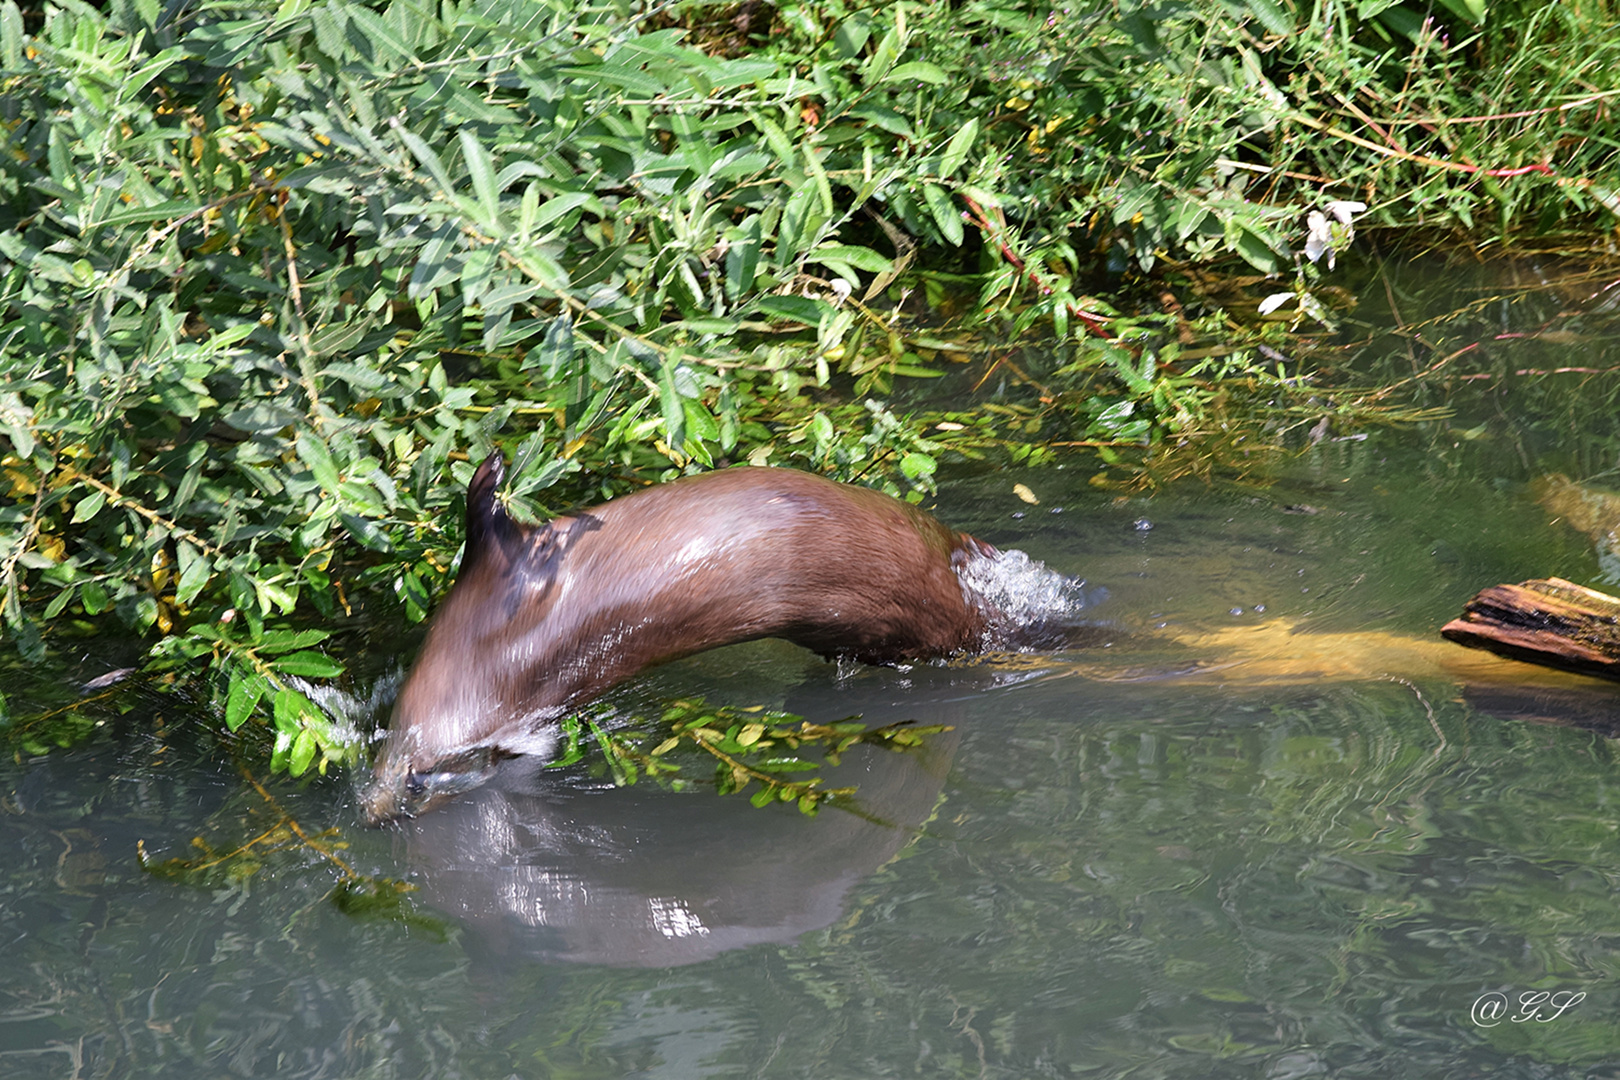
[364, 454, 1000, 822]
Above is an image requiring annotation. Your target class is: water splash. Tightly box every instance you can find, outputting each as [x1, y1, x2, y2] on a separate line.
[288, 668, 405, 749]
[958, 547, 1107, 649]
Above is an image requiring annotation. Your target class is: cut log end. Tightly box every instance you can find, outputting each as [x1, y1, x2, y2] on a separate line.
[1442, 577, 1620, 684]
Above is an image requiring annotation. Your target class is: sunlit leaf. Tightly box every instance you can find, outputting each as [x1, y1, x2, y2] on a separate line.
[70, 490, 106, 524]
[882, 60, 948, 84]
[939, 119, 979, 179]
[271, 651, 344, 678]
[225, 669, 266, 732]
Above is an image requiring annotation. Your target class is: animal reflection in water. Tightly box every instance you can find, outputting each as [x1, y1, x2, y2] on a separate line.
[397, 677, 965, 969]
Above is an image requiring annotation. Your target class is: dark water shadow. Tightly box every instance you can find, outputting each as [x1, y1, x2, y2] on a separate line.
[1460, 679, 1620, 739]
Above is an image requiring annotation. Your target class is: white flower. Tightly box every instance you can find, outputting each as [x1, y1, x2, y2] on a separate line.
[1303, 201, 1367, 269]
[1324, 200, 1367, 224]
[1304, 210, 1334, 267]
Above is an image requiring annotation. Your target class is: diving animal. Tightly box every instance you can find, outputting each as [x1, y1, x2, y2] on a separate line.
[363, 454, 1005, 822]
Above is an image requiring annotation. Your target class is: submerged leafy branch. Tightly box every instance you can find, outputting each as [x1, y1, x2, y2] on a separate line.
[552, 698, 952, 815]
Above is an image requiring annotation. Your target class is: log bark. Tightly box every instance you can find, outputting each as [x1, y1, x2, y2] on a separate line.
[1441, 577, 1620, 683]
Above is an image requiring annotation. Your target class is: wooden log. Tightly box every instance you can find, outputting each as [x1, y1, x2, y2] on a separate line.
[1441, 577, 1620, 683]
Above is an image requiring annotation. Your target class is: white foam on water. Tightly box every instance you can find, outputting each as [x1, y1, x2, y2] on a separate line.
[958, 547, 1104, 649]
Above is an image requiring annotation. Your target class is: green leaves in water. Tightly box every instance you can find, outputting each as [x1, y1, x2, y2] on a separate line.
[161, 625, 360, 779]
[549, 698, 951, 815]
[138, 767, 445, 935]
[7, 696, 109, 757]
[329, 877, 450, 941]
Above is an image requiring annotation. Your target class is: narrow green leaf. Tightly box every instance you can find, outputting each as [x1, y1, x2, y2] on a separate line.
[810, 244, 892, 273]
[0, 2, 23, 71]
[0, 391, 35, 458]
[803, 145, 834, 217]
[174, 542, 212, 606]
[289, 727, 317, 776]
[340, 513, 393, 553]
[778, 184, 818, 257]
[118, 47, 188, 102]
[848, 105, 916, 139]
[344, 5, 415, 63]
[881, 60, 948, 85]
[272, 687, 302, 733]
[683, 399, 720, 445]
[755, 295, 833, 325]
[724, 216, 762, 303]
[530, 191, 594, 233]
[939, 119, 979, 180]
[958, 185, 1002, 209]
[750, 110, 796, 166]
[923, 184, 964, 245]
[44, 585, 75, 619]
[271, 727, 293, 772]
[256, 628, 331, 655]
[525, 313, 575, 375]
[863, 27, 901, 84]
[1242, 0, 1296, 34]
[458, 128, 501, 229]
[172, 456, 204, 512]
[255, 578, 299, 615]
[80, 580, 109, 615]
[899, 452, 936, 480]
[295, 432, 340, 491]
[659, 362, 685, 449]
[560, 61, 666, 96]
[70, 490, 106, 524]
[88, 200, 201, 229]
[393, 123, 455, 193]
[1228, 223, 1283, 273]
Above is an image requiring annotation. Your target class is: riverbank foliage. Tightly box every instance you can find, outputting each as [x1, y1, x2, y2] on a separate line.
[3, 0, 1618, 773]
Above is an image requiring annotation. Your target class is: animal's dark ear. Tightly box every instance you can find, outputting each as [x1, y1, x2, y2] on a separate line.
[464, 452, 524, 569]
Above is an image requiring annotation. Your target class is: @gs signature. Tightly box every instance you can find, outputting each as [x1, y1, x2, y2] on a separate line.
[1471, 990, 1586, 1028]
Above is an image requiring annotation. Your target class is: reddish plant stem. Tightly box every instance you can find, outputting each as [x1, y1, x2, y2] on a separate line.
[959, 194, 1115, 340]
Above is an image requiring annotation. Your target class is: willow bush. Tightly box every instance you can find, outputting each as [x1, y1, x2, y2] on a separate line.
[2, 0, 1616, 773]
